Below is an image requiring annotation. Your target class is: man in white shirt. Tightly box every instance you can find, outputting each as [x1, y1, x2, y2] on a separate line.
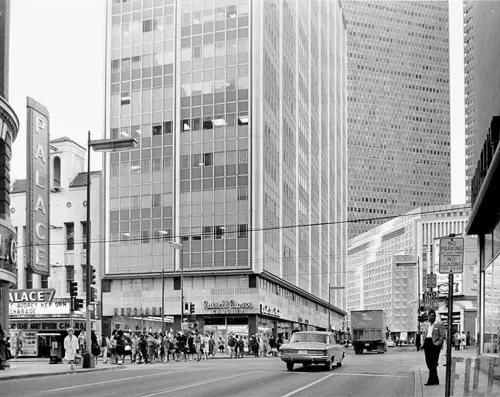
[422, 309, 446, 386]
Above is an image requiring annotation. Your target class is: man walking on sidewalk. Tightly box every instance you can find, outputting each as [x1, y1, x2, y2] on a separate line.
[423, 309, 446, 386]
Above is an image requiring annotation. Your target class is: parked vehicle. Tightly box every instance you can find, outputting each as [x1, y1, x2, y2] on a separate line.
[386, 339, 395, 348]
[279, 331, 346, 371]
[351, 310, 387, 354]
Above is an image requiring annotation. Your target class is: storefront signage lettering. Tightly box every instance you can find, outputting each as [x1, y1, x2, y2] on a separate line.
[260, 304, 281, 318]
[9, 289, 55, 303]
[204, 300, 253, 311]
[10, 321, 87, 331]
[26, 98, 51, 276]
[114, 307, 162, 316]
[9, 298, 74, 318]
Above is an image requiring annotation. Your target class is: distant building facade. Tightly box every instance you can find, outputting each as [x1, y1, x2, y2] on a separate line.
[464, 0, 500, 358]
[463, 1, 500, 202]
[10, 138, 103, 356]
[0, 0, 18, 333]
[102, 0, 347, 338]
[343, 1, 451, 238]
[347, 204, 477, 341]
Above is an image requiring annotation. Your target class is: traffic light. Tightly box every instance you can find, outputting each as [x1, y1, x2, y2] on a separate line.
[90, 266, 97, 285]
[190, 303, 195, 314]
[72, 298, 84, 311]
[418, 313, 428, 323]
[69, 281, 78, 297]
[91, 286, 98, 302]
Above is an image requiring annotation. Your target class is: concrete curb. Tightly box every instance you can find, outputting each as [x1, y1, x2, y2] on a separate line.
[0, 364, 124, 382]
[414, 367, 423, 397]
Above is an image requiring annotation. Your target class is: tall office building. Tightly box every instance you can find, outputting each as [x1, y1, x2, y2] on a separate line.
[102, 0, 347, 338]
[0, 0, 19, 333]
[343, 1, 451, 238]
[464, 1, 500, 202]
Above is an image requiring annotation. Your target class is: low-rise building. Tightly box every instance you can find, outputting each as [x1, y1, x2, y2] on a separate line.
[347, 204, 477, 342]
[10, 137, 102, 356]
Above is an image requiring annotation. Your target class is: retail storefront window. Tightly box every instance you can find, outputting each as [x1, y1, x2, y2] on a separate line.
[483, 254, 500, 354]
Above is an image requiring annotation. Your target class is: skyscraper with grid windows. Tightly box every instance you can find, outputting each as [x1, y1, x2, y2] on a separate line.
[343, 1, 451, 239]
[101, 0, 347, 337]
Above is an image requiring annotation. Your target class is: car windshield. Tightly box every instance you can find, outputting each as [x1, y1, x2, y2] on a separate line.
[290, 334, 328, 344]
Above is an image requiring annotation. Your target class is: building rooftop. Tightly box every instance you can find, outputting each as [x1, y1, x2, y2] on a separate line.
[11, 179, 27, 194]
[51, 136, 86, 151]
[68, 171, 101, 188]
[11, 171, 101, 193]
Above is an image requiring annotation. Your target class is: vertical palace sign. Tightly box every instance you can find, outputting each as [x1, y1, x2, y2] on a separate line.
[26, 97, 50, 276]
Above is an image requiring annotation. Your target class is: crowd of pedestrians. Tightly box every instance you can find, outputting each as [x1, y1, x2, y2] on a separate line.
[94, 329, 284, 365]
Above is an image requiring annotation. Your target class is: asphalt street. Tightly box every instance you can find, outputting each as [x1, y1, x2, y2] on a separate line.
[3, 348, 419, 397]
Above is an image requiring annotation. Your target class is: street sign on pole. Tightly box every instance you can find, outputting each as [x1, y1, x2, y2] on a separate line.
[426, 273, 437, 289]
[423, 291, 438, 310]
[439, 236, 464, 274]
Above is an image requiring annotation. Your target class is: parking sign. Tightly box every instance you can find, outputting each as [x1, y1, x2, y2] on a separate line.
[439, 237, 464, 274]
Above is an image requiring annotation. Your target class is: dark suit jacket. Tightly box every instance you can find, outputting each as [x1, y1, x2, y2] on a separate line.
[426, 321, 446, 348]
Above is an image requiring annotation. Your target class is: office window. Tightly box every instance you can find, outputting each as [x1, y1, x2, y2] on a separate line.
[65, 223, 75, 251]
[238, 224, 248, 238]
[41, 275, 49, 289]
[66, 266, 74, 293]
[237, 186, 248, 200]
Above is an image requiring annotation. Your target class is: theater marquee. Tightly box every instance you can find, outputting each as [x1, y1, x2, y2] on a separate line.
[26, 97, 50, 276]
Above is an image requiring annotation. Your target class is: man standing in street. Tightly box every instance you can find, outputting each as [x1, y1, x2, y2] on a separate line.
[423, 309, 446, 386]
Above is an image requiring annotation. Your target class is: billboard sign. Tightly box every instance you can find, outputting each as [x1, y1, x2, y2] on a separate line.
[26, 97, 50, 276]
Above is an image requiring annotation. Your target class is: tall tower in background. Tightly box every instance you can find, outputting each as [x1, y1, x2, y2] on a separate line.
[101, 0, 347, 334]
[463, 1, 500, 203]
[343, 1, 451, 239]
[0, 0, 19, 333]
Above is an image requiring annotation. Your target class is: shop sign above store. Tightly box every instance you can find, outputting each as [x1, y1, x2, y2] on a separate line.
[260, 304, 281, 318]
[9, 297, 76, 318]
[203, 300, 253, 314]
[9, 289, 55, 303]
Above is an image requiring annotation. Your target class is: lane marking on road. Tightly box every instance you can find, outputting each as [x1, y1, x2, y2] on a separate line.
[280, 372, 410, 397]
[40, 369, 192, 394]
[138, 371, 260, 397]
[281, 373, 336, 397]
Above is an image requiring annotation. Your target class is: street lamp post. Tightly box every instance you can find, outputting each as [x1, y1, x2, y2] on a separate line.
[328, 283, 345, 332]
[158, 230, 169, 333]
[83, 131, 136, 369]
[168, 240, 184, 329]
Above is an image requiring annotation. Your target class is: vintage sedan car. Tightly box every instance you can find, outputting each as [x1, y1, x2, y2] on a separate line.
[280, 331, 346, 371]
[386, 339, 396, 348]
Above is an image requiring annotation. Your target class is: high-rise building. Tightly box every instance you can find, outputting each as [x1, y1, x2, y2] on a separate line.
[343, 1, 451, 238]
[463, 1, 500, 203]
[0, 0, 19, 335]
[101, 0, 347, 338]
[463, 1, 500, 357]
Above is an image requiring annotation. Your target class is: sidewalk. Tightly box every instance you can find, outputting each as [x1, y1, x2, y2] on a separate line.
[0, 353, 275, 381]
[415, 349, 500, 397]
[0, 358, 123, 382]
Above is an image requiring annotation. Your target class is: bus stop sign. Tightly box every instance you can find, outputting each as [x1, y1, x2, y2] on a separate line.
[439, 236, 464, 274]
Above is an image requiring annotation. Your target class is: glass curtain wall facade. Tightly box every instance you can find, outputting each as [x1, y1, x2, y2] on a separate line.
[343, 1, 451, 239]
[104, 0, 346, 314]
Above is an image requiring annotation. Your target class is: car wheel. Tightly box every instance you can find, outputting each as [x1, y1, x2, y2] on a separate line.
[286, 362, 294, 371]
[337, 360, 342, 367]
[303, 363, 311, 368]
[325, 359, 332, 371]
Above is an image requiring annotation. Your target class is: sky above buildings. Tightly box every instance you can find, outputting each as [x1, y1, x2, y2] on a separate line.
[9, 0, 466, 205]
